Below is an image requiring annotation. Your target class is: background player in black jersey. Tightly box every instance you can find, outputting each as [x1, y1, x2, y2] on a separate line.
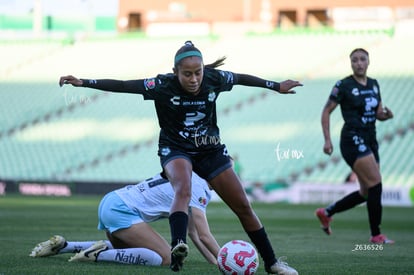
[316, 48, 394, 244]
[59, 41, 302, 275]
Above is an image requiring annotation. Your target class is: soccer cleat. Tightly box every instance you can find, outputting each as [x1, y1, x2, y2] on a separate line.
[170, 241, 189, 272]
[29, 235, 67, 257]
[68, 240, 108, 262]
[315, 208, 332, 235]
[370, 234, 395, 244]
[266, 257, 299, 275]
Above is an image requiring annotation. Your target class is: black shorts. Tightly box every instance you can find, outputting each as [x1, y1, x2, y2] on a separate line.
[158, 144, 232, 181]
[340, 130, 379, 168]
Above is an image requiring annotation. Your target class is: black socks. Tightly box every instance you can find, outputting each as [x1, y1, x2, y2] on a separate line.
[326, 190, 366, 216]
[169, 211, 188, 247]
[325, 183, 383, 236]
[247, 227, 276, 270]
[367, 183, 382, 236]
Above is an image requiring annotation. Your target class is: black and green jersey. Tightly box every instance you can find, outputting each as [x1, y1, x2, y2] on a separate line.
[329, 75, 381, 133]
[82, 67, 236, 152]
[140, 68, 235, 151]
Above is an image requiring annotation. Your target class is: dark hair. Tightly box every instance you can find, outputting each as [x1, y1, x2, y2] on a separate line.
[174, 41, 202, 67]
[350, 48, 369, 58]
[205, 56, 226, 69]
[174, 40, 226, 69]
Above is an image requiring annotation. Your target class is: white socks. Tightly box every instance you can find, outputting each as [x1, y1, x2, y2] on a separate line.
[97, 248, 162, 266]
[60, 241, 113, 253]
[60, 241, 162, 266]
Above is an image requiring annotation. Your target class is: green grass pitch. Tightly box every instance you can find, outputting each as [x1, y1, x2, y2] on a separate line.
[0, 195, 413, 274]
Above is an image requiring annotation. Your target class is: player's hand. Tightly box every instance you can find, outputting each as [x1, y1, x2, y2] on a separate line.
[383, 106, 394, 119]
[279, 80, 303, 94]
[59, 75, 83, 87]
[323, 141, 333, 155]
[377, 105, 394, 121]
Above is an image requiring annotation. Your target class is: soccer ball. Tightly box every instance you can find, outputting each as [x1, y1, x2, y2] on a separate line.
[217, 240, 259, 275]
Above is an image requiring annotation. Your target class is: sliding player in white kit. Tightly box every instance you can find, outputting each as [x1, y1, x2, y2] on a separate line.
[30, 172, 220, 266]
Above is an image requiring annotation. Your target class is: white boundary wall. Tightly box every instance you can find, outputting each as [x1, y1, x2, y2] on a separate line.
[289, 182, 413, 207]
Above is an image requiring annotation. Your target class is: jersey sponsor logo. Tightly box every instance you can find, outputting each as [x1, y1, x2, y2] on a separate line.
[361, 116, 376, 124]
[144, 78, 156, 90]
[179, 131, 190, 139]
[170, 96, 211, 106]
[183, 111, 206, 126]
[361, 96, 378, 124]
[148, 178, 169, 188]
[352, 88, 359, 96]
[171, 97, 207, 106]
[170, 96, 180, 105]
[360, 89, 374, 95]
[364, 97, 378, 111]
[115, 251, 149, 265]
[183, 100, 205, 106]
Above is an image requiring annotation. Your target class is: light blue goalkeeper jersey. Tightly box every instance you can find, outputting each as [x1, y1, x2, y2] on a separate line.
[115, 172, 211, 222]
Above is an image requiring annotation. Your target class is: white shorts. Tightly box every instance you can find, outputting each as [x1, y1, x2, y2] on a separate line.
[97, 191, 144, 233]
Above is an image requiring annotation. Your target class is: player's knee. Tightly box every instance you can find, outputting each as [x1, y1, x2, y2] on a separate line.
[233, 201, 254, 218]
[360, 174, 381, 188]
[175, 187, 191, 201]
[172, 180, 192, 199]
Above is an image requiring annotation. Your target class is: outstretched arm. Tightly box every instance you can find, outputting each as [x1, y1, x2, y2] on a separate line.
[59, 75, 144, 94]
[234, 73, 303, 94]
[188, 207, 220, 265]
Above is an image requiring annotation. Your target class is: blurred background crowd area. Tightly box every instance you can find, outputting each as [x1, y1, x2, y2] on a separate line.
[0, 1, 413, 196]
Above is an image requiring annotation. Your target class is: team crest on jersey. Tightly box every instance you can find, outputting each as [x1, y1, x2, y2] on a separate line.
[373, 85, 379, 94]
[208, 91, 216, 102]
[144, 78, 156, 90]
[358, 144, 367, 152]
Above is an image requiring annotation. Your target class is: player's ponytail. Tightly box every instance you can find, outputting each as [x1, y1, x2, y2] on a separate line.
[205, 56, 226, 69]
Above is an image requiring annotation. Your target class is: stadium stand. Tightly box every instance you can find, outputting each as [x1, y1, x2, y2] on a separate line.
[0, 31, 413, 189]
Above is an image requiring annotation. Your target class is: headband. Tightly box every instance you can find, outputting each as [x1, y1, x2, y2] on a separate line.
[174, 51, 203, 65]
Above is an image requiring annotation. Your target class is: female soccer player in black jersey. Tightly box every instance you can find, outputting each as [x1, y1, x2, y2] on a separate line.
[59, 41, 302, 274]
[316, 48, 394, 244]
